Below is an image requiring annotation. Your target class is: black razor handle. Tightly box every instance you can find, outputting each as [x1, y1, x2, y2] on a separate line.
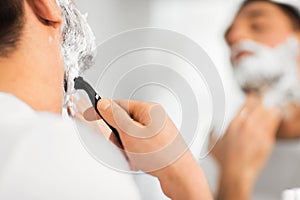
[74, 77, 123, 146]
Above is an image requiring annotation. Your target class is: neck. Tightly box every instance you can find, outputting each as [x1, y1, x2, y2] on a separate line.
[0, 42, 64, 114]
[0, 1, 66, 114]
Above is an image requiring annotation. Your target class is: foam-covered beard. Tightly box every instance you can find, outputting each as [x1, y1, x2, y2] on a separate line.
[232, 36, 300, 111]
[56, 0, 97, 111]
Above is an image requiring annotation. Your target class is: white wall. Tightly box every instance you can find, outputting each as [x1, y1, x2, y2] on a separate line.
[77, 0, 246, 122]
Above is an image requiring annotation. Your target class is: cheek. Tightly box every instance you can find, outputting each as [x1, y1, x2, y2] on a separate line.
[253, 23, 293, 47]
[49, 34, 65, 73]
[256, 32, 290, 47]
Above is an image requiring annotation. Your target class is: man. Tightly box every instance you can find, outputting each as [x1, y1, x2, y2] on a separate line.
[211, 0, 300, 199]
[0, 0, 212, 199]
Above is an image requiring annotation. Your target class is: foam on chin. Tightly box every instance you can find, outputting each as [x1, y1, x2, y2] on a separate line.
[56, 0, 97, 110]
[232, 36, 300, 112]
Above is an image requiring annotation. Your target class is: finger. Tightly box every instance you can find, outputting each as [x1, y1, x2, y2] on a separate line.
[109, 134, 123, 149]
[67, 105, 76, 117]
[83, 107, 102, 121]
[261, 106, 281, 136]
[114, 99, 158, 126]
[115, 99, 168, 138]
[227, 94, 260, 133]
[98, 99, 167, 140]
[67, 96, 74, 117]
[97, 98, 141, 135]
[73, 108, 86, 123]
[72, 94, 92, 115]
[243, 94, 261, 114]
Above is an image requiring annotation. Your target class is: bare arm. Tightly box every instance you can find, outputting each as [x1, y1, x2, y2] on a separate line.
[212, 95, 281, 200]
[96, 98, 213, 200]
[217, 168, 256, 200]
[156, 151, 212, 200]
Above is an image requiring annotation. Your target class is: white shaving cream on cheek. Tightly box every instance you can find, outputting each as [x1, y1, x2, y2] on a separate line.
[56, 0, 97, 111]
[232, 36, 300, 112]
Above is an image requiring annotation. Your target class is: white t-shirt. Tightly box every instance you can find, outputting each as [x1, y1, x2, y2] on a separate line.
[0, 92, 141, 200]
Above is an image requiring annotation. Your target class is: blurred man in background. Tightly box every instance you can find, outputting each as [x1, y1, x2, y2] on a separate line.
[212, 0, 300, 199]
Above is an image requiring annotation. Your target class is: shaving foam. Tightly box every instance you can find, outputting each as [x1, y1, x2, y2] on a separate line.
[232, 36, 300, 112]
[56, 0, 97, 111]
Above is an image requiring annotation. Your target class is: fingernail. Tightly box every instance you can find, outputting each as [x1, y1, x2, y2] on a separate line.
[99, 99, 111, 111]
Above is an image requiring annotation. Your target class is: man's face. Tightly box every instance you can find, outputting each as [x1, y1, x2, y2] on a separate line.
[225, 1, 300, 138]
[226, 1, 297, 51]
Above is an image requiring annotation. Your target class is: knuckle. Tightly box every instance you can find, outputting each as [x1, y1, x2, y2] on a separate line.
[151, 103, 165, 111]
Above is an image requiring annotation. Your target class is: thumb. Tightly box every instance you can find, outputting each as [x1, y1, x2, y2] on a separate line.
[83, 107, 101, 121]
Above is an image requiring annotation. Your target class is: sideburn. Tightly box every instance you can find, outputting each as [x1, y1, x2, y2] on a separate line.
[0, 0, 25, 57]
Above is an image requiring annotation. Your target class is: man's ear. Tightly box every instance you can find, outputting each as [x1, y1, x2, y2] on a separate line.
[27, 0, 62, 28]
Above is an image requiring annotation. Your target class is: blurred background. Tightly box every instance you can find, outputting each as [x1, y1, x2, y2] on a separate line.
[75, 0, 247, 199]
[76, 0, 245, 109]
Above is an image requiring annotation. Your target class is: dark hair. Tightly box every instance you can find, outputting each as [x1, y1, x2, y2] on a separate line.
[241, 0, 300, 30]
[0, 0, 24, 57]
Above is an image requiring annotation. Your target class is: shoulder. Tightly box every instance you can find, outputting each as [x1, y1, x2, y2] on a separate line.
[0, 111, 141, 199]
